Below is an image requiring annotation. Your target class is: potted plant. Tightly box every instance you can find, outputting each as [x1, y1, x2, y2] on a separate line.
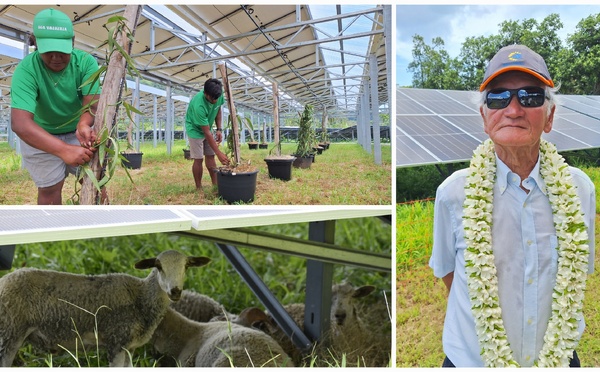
[241, 115, 258, 150]
[264, 82, 295, 181]
[214, 63, 259, 204]
[259, 120, 268, 149]
[120, 113, 144, 169]
[292, 104, 316, 169]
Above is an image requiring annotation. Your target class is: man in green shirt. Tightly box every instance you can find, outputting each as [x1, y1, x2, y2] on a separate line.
[185, 78, 230, 190]
[11, 8, 101, 205]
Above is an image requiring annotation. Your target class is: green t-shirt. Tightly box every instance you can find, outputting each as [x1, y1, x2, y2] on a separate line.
[185, 90, 225, 139]
[11, 49, 101, 134]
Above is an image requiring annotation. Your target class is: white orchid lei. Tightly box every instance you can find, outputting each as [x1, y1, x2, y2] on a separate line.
[463, 138, 589, 367]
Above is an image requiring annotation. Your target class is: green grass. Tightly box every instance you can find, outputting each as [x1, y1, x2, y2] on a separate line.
[0, 140, 391, 205]
[2, 216, 392, 367]
[396, 197, 600, 367]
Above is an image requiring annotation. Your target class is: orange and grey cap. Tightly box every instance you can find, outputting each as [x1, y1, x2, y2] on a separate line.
[33, 8, 74, 54]
[479, 44, 553, 91]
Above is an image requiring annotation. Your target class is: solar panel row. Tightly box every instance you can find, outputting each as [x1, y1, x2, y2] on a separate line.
[396, 88, 600, 167]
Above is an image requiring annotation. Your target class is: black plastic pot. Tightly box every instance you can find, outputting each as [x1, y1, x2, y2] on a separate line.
[248, 143, 258, 150]
[259, 143, 268, 149]
[292, 155, 313, 169]
[215, 169, 259, 204]
[264, 157, 295, 181]
[183, 148, 191, 160]
[121, 152, 143, 169]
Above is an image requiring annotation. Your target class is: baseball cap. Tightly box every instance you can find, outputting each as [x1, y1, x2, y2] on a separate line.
[33, 8, 74, 54]
[479, 44, 553, 91]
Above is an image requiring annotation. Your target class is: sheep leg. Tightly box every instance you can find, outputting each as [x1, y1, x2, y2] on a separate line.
[108, 349, 133, 367]
[0, 332, 29, 367]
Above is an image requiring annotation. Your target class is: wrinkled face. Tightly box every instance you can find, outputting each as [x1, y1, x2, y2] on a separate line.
[480, 71, 554, 149]
[39, 51, 71, 73]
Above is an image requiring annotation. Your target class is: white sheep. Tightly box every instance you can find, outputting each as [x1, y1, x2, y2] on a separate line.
[170, 289, 235, 323]
[150, 307, 294, 367]
[0, 250, 210, 367]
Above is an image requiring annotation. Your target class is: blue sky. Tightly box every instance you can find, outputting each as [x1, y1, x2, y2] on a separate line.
[396, 4, 600, 87]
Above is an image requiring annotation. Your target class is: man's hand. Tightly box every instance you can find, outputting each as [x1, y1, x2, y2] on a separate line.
[217, 151, 230, 166]
[214, 130, 223, 144]
[60, 144, 96, 167]
[76, 123, 96, 149]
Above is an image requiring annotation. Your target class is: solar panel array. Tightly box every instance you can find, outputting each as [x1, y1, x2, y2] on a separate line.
[396, 88, 600, 167]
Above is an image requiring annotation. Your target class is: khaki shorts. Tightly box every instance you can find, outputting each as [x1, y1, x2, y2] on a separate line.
[20, 132, 80, 188]
[189, 137, 216, 159]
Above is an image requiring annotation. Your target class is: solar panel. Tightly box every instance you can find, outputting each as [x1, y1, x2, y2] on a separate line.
[397, 87, 600, 167]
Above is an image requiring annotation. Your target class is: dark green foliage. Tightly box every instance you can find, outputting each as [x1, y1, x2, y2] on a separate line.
[396, 163, 468, 203]
[295, 104, 317, 157]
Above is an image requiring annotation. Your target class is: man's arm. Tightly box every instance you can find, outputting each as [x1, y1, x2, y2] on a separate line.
[11, 108, 94, 167]
[200, 124, 230, 166]
[442, 272, 454, 293]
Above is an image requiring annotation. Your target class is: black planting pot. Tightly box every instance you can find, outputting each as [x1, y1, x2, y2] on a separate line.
[259, 143, 268, 149]
[264, 157, 295, 181]
[215, 169, 259, 204]
[248, 143, 259, 150]
[292, 155, 313, 169]
[121, 152, 143, 169]
[183, 148, 191, 160]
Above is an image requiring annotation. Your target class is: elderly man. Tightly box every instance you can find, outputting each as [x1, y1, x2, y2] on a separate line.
[430, 45, 595, 367]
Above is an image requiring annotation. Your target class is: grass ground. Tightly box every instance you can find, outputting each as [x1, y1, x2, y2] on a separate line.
[2, 216, 392, 367]
[0, 140, 391, 205]
[396, 165, 600, 367]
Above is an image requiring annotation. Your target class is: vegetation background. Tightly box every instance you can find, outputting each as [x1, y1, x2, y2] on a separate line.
[0, 140, 391, 205]
[2, 215, 392, 367]
[405, 12, 600, 95]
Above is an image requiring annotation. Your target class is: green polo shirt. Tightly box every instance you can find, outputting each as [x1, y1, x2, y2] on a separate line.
[11, 49, 101, 134]
[185, 89, 225, 139]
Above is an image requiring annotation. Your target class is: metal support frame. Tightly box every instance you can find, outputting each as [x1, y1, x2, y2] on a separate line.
[0, 245, 15, 270]
[216, 243, 313, 352]
[304, 221, 334, 342]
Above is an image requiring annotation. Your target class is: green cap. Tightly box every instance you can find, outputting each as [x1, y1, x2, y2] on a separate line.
[33, 8, 74, 54]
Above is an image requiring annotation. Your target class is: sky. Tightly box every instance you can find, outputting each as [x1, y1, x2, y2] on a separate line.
[396, 4, 600, 87]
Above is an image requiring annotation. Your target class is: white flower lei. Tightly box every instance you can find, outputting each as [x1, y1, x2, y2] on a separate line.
[463, 138, 589, 367]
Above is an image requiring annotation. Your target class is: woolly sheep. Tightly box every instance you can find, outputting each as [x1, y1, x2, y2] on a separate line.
[170, 289, 235, 323]
[0, 250, 210, 367]
[150, 307, 294, 367]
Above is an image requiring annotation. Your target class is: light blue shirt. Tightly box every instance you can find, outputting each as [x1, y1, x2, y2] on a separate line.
[430, 155, 595, 367]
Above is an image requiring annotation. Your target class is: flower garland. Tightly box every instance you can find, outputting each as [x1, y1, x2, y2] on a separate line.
[463, 138, 589, 367]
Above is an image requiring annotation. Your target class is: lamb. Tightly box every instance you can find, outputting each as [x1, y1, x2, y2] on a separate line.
[170, 289, 235, 323]
[150, 307, 294, 367]
[0, 250, 210, 367]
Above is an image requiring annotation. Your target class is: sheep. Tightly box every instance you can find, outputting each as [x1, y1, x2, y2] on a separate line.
[0, 250, 210, 367]
[170, 289, 235, 323]
[150, 307, 294, 367]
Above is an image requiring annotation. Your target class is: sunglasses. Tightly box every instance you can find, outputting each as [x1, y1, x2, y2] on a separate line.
[486, 86, 547, 109]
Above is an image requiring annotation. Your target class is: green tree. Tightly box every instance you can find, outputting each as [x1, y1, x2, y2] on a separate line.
[407, 35, 459, 89]
[558, 13, 600, 94]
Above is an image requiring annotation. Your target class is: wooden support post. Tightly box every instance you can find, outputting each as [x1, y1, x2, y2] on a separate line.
[272, 82, 280, 156]
[79, 5, 142, 205]
[218, 62, 241, 165]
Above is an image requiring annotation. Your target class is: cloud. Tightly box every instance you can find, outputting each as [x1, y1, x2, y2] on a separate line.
[396, 4, 600, 86]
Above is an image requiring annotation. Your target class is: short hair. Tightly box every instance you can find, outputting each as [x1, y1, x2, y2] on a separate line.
[204, 78, 223, 100]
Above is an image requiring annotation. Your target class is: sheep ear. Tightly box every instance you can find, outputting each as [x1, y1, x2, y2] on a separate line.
[237, 307, 268, 328]
[352, 285, 376, 298]
[186, 256, 211, 268]
[134, 258, 157, 270]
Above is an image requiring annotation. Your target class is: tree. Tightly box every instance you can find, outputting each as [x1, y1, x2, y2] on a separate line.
[558, 13, 600, 94]
[407, 35, 458, 89]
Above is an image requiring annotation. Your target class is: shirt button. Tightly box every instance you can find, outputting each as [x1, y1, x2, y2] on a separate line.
[527, 240, 533, 246]
[528, 318, 533, 325]
[525, 355, 531, 361]
[523, 202, 527, 207]
[528, 278, 533, 284]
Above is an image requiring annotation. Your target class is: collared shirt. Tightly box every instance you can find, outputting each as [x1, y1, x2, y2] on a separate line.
[430, 155, 595, 367]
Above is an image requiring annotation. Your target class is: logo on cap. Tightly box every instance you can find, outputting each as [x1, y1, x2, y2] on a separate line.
[508, 52, 522, 61]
